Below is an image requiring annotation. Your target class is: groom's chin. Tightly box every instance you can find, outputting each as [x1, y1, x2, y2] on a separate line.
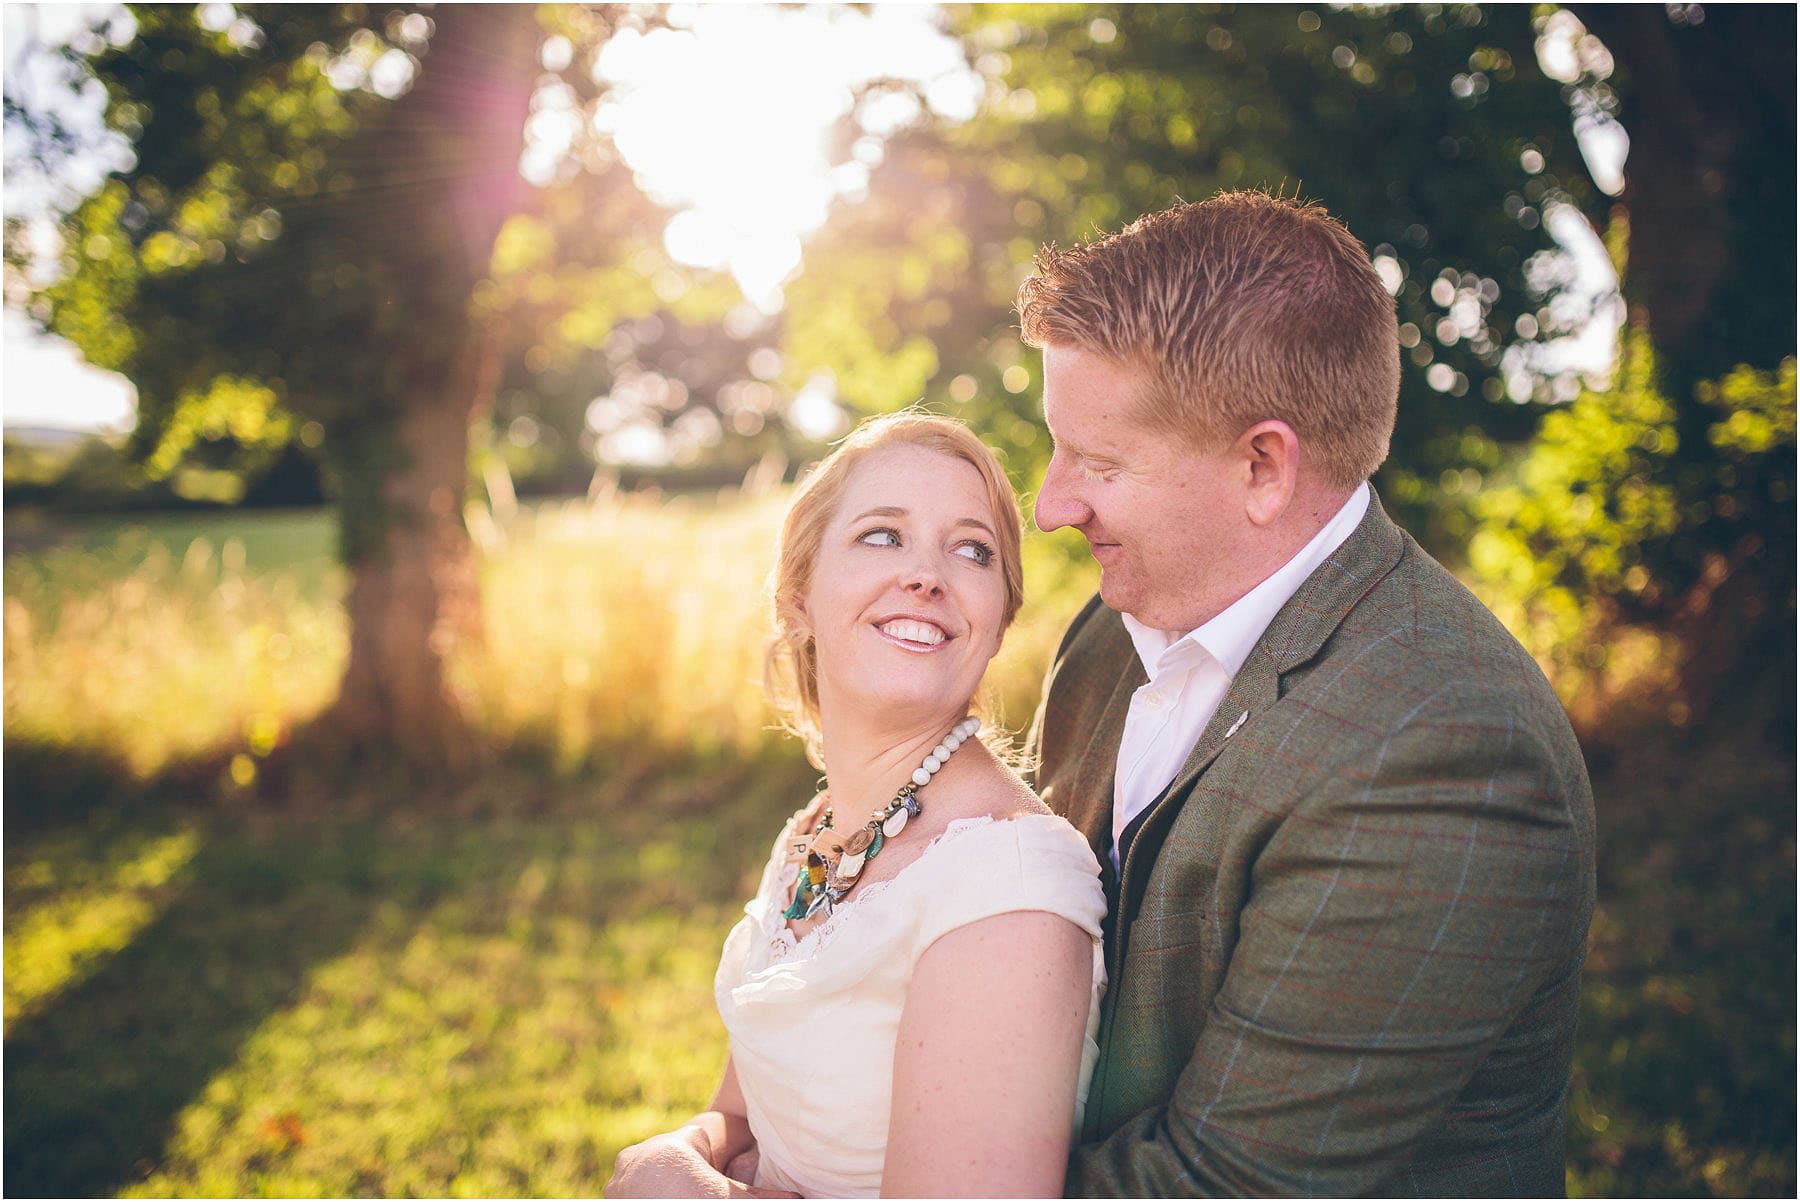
[1095, 569, 1138, 617]
[1098, 573, 1183, 630]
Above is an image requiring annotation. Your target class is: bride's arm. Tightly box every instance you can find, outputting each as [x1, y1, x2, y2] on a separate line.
[606, 1056, 795, 1198]
[684, 1057, 757, 1173]
[882, 911, 1094, 1198]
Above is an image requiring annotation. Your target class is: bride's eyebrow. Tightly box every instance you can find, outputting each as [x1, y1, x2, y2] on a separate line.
[849, 506, 996, 539]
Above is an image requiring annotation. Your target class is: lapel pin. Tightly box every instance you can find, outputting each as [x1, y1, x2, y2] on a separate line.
[1225, 710, 1249, 739]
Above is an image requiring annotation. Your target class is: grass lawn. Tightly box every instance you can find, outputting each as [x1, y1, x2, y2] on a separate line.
[4, 748, 820, 1198]
[6, 723, 1790, 1198]
[3, 495, 1791, 1196]
[11, 506, 345, 602]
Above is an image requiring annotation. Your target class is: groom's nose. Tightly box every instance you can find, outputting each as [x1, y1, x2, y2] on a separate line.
[1034, 451, 1090, 533]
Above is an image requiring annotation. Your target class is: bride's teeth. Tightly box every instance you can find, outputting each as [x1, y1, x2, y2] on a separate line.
[880, 619, 945, 646]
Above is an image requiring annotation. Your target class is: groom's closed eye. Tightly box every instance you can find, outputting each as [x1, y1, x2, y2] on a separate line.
[1077, 457, 1122, 481]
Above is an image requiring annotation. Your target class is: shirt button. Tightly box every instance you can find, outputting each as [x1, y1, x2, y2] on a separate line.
[1144, 692, 1165, 709]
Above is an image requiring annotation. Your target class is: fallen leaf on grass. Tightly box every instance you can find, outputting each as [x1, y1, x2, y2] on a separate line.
[258, 1110, 308, 1149]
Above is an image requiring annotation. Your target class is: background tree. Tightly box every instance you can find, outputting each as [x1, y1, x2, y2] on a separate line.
[783, 1, 1793, 721]
[785, 3, 1601, 533]
[1475, 4, 1795, 728]
[16, 4, 715, 772]
[29, 4, 541, 771]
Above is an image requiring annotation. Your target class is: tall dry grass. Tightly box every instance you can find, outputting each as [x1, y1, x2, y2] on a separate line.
[4, 533, 347, 780]
[5, 492, 1099, 784]
[460, 491, 1097, 775]
[9, 486, 1696, 787]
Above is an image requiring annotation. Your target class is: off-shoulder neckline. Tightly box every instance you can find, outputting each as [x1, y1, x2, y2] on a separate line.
[765, 812, 1074, 963]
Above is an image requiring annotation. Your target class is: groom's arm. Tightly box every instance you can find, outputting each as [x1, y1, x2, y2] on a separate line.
[1068, 683, 1591, 1196]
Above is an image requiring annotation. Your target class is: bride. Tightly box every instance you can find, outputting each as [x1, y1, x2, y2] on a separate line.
[605, 413, 1106, 1198]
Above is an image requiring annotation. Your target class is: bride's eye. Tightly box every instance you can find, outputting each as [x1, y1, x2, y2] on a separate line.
[857, 527, 901, 547]
[953, 540, 994, 566]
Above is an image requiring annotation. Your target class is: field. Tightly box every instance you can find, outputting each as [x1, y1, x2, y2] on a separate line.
[4, 498, 1793, 1196]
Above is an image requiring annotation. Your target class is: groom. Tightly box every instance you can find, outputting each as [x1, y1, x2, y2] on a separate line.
[1022, 192, 1595, 1196]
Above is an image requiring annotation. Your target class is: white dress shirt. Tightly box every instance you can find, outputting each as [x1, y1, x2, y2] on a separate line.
[1110, 483, 1371, 872]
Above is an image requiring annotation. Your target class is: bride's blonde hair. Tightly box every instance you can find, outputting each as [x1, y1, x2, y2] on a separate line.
[764, 411, 1025, 768]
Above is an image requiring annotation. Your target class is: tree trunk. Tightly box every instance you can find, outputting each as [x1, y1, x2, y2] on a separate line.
[1573, 6, 1796, 729]
[1574, 5, 1795, 399]
[324, 5, 538, 773]
[332, 326, 508, 774]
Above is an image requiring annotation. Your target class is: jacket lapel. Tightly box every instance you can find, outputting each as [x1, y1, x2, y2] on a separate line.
[1112, 489, 1409, 917]
[1070, 647, 1143, 911]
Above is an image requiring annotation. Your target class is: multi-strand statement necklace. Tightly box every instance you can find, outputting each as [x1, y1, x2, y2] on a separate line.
[782, 716, 982, 921]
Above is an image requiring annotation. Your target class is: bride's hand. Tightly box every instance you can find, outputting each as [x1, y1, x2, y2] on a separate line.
[605, 1128, 727, 1198]
[723, 1147, 760, 1184]
[605, 1128, 796, 1199]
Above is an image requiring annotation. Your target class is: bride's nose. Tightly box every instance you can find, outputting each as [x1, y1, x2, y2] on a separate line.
[903, 563, 945, 599]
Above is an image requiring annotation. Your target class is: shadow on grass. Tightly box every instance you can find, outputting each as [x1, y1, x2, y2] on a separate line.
[2, 728, 817, 1197]
[15, 684, 1789, 1197]
[4, 737, 445, 1196]
[8, 846, 384, 1193]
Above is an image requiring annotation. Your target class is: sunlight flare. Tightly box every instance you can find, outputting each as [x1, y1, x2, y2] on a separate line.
[591, 5, 979, 311]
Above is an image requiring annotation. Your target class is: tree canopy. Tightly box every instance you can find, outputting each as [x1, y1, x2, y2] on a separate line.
[12, 2, 1793, 752]
[778, 2, 1793, 717]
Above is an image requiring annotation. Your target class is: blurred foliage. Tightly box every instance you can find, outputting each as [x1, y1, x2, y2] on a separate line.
[481, 306, 833, 503]
[4, 432, 167, 509]
[785, 2, 1603, 534]
[1472, 340, 1793, 627]
[781, 3, 1794, 726]
[1564, 720, 1795, 1197]
[8, 4, 777, 567]
[5, 426, 329, 512]
[1469, 336, 1794, 727]
[19, 3, 542, 563]
[2, 497, 1789, 1196]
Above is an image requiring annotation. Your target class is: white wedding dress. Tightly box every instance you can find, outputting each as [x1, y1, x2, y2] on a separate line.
[714, 810, 1108, 1197]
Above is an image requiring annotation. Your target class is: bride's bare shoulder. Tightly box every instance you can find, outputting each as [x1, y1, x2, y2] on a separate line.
[958, 752, 1052, 823]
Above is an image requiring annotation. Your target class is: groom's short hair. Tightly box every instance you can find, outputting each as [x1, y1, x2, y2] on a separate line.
[1017, 190, 1400, 488]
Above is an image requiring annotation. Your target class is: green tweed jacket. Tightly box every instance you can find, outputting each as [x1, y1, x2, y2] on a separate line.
[1031, 490, 1596, 1197]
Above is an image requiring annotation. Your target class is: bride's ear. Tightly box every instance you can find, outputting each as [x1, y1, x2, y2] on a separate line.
[787, 592, 812, 639]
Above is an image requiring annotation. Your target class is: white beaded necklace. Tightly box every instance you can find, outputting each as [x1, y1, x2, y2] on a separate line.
[782, 716, 981, 921]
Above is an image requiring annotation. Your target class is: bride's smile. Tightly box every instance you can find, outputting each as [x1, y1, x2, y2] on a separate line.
[871, 614, 951, 651]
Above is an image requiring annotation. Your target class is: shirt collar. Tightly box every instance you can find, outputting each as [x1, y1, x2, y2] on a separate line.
[1122, 482, 1371, 680]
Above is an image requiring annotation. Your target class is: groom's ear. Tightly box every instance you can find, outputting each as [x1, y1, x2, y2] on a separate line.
[1237, 420, 1300, 526]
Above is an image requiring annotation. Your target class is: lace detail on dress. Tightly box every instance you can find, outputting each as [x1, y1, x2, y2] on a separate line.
[761, 815, 1000, 966]
[765, 876, 896, 964]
